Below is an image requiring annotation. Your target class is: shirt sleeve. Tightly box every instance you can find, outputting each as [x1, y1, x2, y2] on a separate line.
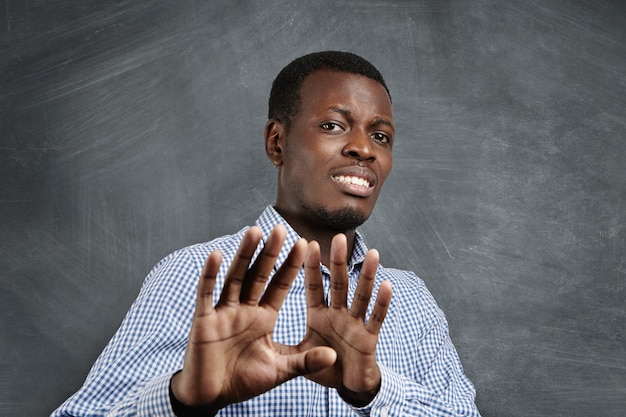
[50, 248, 203, 417]
[351, 271, 481, 417]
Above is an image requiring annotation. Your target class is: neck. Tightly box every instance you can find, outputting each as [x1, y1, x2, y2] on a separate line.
[273, 206, 357, 267]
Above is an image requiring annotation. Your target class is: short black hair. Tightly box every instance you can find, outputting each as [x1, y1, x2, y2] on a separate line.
[268, 51, 391, 130]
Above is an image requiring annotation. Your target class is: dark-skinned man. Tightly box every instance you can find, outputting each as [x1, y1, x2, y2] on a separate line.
[52, 51, 480, 417]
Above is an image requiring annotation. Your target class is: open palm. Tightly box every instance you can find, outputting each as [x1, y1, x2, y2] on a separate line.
[300, 235, 392, 406]
[170, 225, 336, 412]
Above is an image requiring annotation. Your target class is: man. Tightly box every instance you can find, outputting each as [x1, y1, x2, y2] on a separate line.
[52, 51, 480, 416]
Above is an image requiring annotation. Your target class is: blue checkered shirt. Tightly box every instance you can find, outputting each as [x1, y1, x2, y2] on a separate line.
[51, 206, 480, 416]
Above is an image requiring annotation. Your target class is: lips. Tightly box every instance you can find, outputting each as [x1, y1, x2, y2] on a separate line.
[331, 166, 376, 197]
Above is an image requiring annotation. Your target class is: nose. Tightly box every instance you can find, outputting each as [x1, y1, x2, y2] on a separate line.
[342, 129, 375, 162]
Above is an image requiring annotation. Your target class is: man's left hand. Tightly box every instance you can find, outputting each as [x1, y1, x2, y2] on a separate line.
[298, 234, 392, 407]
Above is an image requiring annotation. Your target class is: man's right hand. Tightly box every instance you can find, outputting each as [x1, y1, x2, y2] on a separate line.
[170, 225, 337, 415]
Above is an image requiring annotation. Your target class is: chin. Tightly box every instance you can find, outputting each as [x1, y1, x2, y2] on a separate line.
[313, 205, 369, 231]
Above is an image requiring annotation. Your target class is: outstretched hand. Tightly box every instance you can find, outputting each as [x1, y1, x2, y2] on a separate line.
[300, 234, 393, 407]
[170, 225, 337, 413]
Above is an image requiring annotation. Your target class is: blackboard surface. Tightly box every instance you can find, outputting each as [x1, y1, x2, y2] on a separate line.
[1, 1, 624, 416]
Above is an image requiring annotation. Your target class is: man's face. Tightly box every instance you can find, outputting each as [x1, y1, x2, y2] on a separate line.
[270, 69, 394, 231]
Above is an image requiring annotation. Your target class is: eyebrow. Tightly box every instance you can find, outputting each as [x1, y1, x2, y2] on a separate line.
[327, 106, 395, 131]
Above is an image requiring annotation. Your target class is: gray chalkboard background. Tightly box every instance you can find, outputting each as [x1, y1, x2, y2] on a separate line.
[1, 1, 625, 416]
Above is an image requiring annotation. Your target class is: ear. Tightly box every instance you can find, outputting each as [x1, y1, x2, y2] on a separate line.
[264, 118, 285, 166]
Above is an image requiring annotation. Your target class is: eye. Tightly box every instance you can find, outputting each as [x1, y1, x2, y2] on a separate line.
[372, 132, 392, 144]
[320, 122, 343, 132]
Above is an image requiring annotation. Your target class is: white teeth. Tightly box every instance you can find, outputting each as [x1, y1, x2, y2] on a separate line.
[335, 175, 371, 188]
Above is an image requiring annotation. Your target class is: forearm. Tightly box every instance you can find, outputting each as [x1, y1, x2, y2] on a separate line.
[349, 364, 480, 417]
[50, 372, 177, 417]
[51, 250, 203, 417]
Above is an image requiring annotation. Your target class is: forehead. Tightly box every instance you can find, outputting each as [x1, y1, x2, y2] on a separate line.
[298, 70, 393, 118]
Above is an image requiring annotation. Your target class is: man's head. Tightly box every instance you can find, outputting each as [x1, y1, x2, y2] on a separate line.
[265, 51, 394, 234]
[268, 51, 391, 132]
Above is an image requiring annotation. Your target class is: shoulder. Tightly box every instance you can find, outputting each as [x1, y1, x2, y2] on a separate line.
[137, 227, 250, 302]
[170, 227, 250, 270]
[376, 265, 448, 329]
[375, 265, 427, 298]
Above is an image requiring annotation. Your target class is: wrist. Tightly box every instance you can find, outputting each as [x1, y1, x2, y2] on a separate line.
[169, 372, 219, 417]
[337, 380, 381, 408]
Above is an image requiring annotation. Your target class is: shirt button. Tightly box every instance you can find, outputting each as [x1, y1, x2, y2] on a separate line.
[381, 406, 389, 417]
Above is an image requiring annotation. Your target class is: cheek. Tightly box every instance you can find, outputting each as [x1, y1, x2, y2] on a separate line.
[288, 146, 328, 176]
[379, 156, 393, 184]
[281, 151, 316, 191]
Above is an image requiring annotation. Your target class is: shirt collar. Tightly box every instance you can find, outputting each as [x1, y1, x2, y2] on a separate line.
[255, 206, 369, 271]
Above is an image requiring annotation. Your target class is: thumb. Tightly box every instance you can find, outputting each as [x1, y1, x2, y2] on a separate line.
[289, 347, 337, 376]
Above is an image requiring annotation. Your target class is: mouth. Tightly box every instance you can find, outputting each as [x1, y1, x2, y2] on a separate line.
[333, 175, 372, 188]
[331, 168, 376, 197]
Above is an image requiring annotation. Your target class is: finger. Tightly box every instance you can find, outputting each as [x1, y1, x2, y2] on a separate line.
[240, 225, 287, 305]
[349, 249, 379, 318]
[195, 250, 223, 316]
[218, 226, 263, 306]
[329, 234, 349, 310]
[282, 346, 337, 380]
[365, 280, 392, 334]
[304, 241, 325, 309]
[260, 237, 307, 311]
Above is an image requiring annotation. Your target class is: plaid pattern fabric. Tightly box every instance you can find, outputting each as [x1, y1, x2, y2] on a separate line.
[51, 206, 480, 416]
